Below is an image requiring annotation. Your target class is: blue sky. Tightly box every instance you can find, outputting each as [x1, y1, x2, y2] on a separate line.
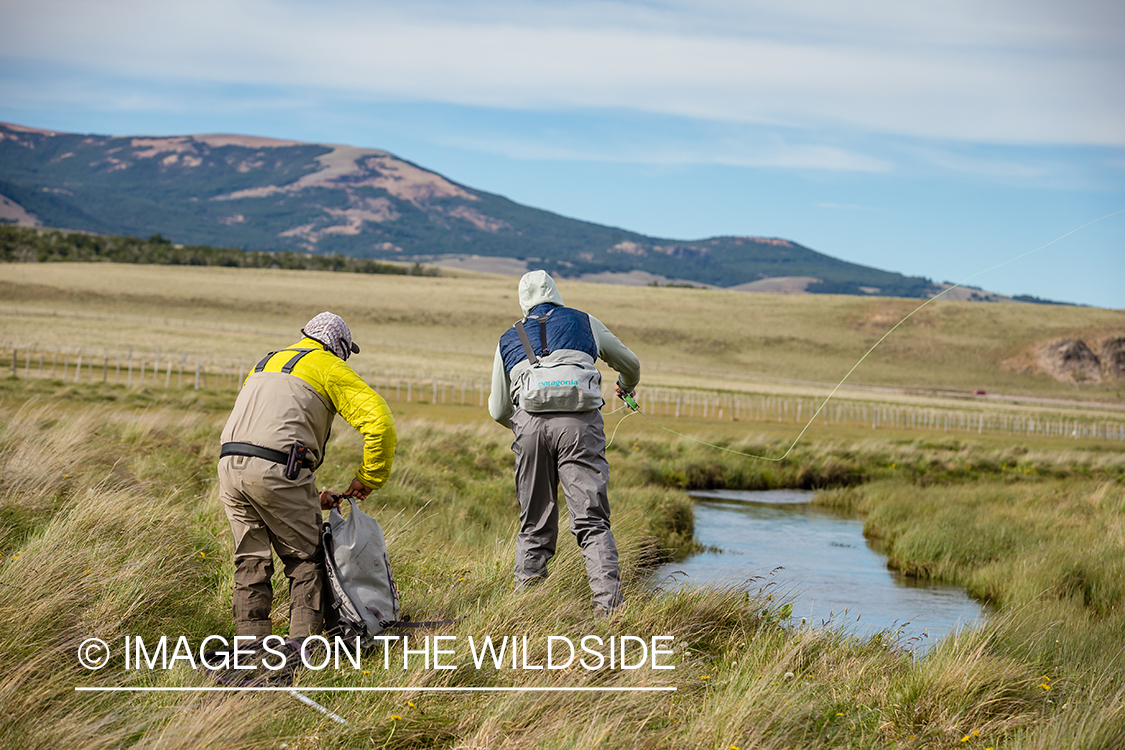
[2, 0, 1123, 307]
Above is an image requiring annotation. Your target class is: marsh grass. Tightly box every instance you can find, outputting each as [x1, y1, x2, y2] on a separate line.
[1, 382, 1122, 749]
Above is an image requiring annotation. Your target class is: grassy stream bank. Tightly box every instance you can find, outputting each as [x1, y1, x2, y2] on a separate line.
[1, 379, 1123, 749]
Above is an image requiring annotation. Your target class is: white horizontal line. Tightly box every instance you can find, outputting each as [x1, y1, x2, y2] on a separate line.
[76, 686, 676, 693]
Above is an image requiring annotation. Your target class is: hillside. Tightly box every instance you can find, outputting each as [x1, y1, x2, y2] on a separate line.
[0, 121, 942, 297]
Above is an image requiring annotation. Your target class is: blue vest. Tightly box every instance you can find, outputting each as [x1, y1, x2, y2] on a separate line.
[500, 304, 598, 375]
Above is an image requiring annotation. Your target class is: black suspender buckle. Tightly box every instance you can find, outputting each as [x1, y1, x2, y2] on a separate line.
[513, 310, 553, 367]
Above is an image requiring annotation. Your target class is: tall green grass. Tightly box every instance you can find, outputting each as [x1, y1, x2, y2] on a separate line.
[1, 380, 1122, 749]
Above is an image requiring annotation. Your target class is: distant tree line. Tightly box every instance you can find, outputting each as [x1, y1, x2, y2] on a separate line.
[1012, 294, 1077, 306]
[0, 226, 439, 277]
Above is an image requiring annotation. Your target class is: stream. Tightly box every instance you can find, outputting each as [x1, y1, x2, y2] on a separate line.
[655, 489, 985, 652]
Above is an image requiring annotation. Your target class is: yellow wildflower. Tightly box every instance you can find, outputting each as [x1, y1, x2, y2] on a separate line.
[390, 715, 402, 721]
[961, 735, 970, 742]
[700, 675, 710, 680]
[1040, 683, 1051, 690]
[408, 701, 416, 709]
[362, 670, 371, 675]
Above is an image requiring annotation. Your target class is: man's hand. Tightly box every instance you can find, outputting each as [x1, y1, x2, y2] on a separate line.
[347, 477, 372, 500]
[319, 490, 341, 510]
[615, 385, 634, 401]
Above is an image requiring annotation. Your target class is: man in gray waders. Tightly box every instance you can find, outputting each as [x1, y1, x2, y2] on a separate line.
[488, 270, 641, 613]
[218, 312, 396, 639]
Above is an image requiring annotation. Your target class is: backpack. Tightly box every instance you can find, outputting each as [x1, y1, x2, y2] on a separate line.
[513, 311, 603, 413]
[321, 497, 400, 645]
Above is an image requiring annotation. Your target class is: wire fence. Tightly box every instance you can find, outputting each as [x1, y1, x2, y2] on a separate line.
[4, 344, 1124, 442]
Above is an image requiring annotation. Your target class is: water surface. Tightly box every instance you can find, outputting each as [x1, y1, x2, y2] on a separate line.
[656, 489, 984, 651]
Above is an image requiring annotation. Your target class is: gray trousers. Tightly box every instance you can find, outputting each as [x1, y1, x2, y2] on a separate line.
[510, 409, 623, 612]
[218, 455, 325, 638]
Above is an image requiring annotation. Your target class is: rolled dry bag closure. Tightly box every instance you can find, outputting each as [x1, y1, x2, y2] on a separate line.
[323, 496, 462, 641]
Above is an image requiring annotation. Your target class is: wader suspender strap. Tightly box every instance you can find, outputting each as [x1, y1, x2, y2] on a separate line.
[514, 321, 539, 367]
[253, 348, 316, 374]
[514, 311, 552, 367]
[231, 348, 322, 474]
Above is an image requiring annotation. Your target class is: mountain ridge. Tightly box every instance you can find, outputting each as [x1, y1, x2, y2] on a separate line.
[0, 121, 956, 298]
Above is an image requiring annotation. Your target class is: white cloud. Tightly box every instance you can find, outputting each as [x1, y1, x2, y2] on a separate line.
[437, 133, 893, 171]
[915, 151, 1051, 180]
[1, 0, 1122, 146]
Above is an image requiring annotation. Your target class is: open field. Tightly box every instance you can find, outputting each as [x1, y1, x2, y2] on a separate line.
[2, 264, 1124, 748]
[1, 379, 1123, 750]
[2, 263, 1124, 408]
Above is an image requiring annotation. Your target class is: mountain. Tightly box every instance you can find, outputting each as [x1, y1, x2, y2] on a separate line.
[0, 121, 941, 296]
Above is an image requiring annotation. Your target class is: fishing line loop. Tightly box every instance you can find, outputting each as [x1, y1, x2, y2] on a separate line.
[607, 208, 1125, 462]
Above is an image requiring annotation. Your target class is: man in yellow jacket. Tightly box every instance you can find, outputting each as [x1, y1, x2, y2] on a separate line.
[218, 312, 396, 639]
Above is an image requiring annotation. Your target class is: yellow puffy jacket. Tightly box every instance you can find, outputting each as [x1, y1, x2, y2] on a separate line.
[225, 337, 396, 489]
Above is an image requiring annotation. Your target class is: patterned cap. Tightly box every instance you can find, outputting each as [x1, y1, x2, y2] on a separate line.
[302, 312, 360, 360]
